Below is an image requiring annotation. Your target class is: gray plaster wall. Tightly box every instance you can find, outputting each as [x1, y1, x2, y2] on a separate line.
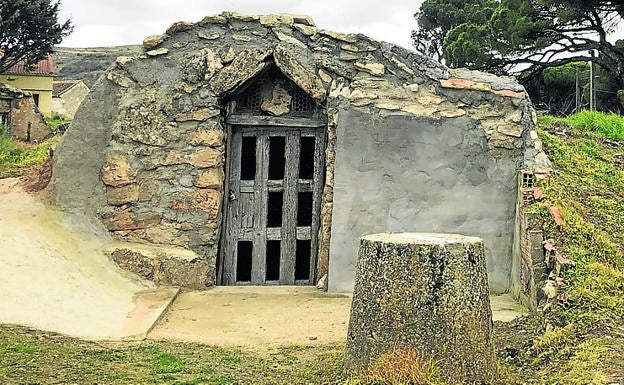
[51, 74, 119, 236]
[328, 107, 520, 293]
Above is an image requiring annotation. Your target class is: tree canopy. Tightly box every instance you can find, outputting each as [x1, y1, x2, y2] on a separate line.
[0, 0, 72, 73]
[413, 0, 624, 89]
[411, 0, 498, 62]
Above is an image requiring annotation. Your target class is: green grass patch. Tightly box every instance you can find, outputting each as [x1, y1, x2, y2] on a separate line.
[536, 119, 624, 327]
[537, 110, 624, 141]
[0, 325, 345, 384]
[538, 338, 611, 385]
[0, 131, 59, 178]
[493, 113, 624, 384]
[45, 113, 71, 129]
[154, 352, 185, 374]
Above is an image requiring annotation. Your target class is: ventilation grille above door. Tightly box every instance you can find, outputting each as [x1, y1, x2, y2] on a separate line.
[234, 66, 320, 118]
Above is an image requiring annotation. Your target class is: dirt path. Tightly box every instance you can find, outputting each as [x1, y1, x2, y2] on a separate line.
[0, 178, 176, 340]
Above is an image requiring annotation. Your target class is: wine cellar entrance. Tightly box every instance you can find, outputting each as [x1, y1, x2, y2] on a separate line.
[221, 65, 326, 285]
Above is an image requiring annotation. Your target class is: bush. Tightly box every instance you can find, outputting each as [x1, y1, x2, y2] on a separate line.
[46, 113, 70, 129]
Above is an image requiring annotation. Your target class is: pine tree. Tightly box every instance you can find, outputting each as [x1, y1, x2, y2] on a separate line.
[0, 0, 72, 73]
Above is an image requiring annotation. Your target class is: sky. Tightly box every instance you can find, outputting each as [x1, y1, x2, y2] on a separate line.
[57, 0, 424, 50]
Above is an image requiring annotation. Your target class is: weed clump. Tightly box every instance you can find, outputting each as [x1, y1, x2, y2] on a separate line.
[349, 348, 442, 385]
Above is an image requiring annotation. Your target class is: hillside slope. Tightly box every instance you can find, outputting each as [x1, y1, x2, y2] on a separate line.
[53, 46, 142, 88]
[499, 111, 624, 385]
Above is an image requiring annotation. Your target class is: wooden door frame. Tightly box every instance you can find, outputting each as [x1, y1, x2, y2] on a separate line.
[218, 114, 326, 286]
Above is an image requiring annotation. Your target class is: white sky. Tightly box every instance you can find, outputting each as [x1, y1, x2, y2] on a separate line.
[57, 0, 424, 49]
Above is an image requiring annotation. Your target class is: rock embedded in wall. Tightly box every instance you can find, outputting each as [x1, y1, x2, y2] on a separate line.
[109, 245, 213, 290]
[101, 153, 134, 187]
[260, 82, 292, 116]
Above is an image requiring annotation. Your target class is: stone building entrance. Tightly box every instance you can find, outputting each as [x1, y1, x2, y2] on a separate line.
[53, 13, 551, 293]
[221, 66, 326, 285]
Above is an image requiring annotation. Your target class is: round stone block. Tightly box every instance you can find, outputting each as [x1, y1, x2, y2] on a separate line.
[344, 232, 494, 384]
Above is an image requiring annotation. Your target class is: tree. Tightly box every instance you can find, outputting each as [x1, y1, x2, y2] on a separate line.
[411, 0, 498, 62]
[439, 0, 624, 88]
[524, 62, 622, 115]
[413, 0, 624, 111]
[0, 0, 72, 73]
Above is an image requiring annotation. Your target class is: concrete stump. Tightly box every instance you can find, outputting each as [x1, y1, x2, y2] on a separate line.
[344, 233, 494, 384]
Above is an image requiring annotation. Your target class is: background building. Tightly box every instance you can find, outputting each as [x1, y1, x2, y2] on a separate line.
[0, 55, 54, 117]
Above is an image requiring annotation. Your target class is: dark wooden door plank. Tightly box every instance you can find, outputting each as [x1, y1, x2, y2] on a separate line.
[224, 129, 242, 285]
[280, 130, 300, 284]
[251, 131, 268, 285]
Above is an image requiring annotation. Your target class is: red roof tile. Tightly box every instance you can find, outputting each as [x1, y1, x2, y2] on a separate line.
[4, 55, 54, 76]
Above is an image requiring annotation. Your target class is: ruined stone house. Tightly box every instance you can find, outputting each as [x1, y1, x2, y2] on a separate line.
[0, 82, 52, 142]
[52, 13, 550, 295]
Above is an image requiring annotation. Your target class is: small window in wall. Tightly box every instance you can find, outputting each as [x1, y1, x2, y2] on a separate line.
[236, 241, 253, 282]
[521, 171, 534, 188]
[241, 136, 256, 180]
[0, 113, 8, 127]
[32, 94, 40, 107]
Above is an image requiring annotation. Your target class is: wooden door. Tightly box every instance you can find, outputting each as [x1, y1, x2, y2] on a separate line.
[223, 124, 325, 285]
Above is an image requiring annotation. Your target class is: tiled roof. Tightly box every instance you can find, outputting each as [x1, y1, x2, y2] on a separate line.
[4, 55, 54, 76]
[53, 79, 81, 97]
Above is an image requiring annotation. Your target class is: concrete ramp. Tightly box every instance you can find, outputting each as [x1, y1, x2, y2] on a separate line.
[0, 178, 177, 340]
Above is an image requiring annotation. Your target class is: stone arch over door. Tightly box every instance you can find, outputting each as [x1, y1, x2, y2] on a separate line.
[219, 64, 327, 285]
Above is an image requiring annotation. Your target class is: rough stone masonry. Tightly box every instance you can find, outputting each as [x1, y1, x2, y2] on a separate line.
[52, 12, 550, 292]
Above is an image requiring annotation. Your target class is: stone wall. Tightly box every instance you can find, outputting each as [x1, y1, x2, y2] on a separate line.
[52, 12, 550, 290]
[327, 71, 549, 292]
[510, 170, 569, 311]
[0, 83, 52, 142]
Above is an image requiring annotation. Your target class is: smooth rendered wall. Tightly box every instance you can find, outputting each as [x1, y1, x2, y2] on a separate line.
[328, 107, 520, 292]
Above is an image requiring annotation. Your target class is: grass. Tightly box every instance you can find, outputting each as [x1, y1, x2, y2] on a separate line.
[347, 347, 442, 385]
[538, 110, 624, 141]
[495, 110, 624, 384]
[0, 129, 59, 178]
[535, 112, 624, 327]
[45, 113, 71, 130]
[0, 325, 344, 385]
